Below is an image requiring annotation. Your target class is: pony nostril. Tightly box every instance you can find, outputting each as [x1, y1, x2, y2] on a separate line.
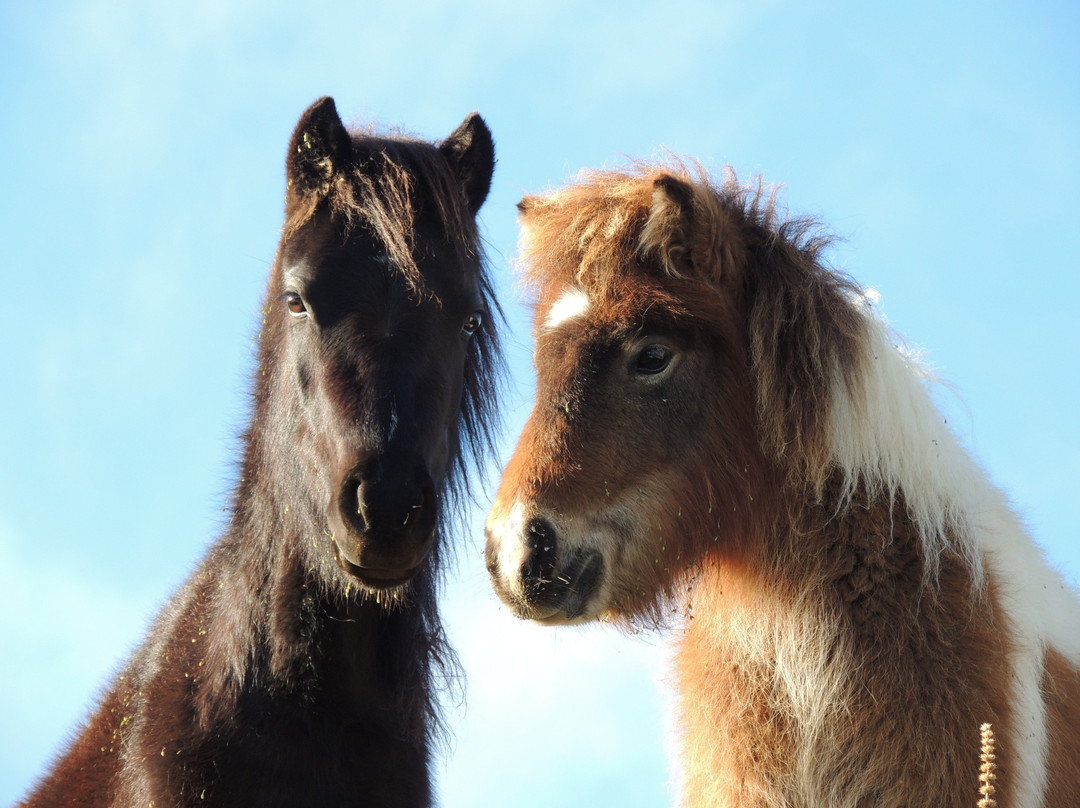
[345, 467, 436, 539]
[355, 483, 367, 519]
[344, 479, 371, 532]
[407, 482, 434, 527]
[521, 517, 557, 586]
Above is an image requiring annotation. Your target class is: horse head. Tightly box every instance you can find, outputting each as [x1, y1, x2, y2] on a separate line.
[485, 167, 775, 624]
[268, 97, 496, 593]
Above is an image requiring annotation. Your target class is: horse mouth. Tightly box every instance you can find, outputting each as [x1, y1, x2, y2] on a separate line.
[342, 559, 421, 590]
[331, 540, 423, 590]
[510, 550, 604, 624]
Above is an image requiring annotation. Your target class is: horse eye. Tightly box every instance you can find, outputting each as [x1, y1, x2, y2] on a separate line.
[633, 344, 674, 376]
[285, 293, 307, 318]
[461, 311, 483, 337]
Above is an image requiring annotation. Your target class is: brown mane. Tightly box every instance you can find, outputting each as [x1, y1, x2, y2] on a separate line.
[286, 134, 478, 291]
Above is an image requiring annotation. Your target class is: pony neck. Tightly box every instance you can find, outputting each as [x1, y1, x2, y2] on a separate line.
[193, 431, 411, 722]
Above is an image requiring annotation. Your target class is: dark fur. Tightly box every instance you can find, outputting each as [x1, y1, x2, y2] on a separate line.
[18, 98, 499, 808]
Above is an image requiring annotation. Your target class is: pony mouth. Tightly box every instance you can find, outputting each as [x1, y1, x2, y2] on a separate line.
[512, 550, 604, 624]
[332, 542, 422, 590]
[341, 560, 421, 590]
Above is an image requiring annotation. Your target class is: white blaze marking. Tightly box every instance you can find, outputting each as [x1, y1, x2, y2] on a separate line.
[543, 287, 590, 331]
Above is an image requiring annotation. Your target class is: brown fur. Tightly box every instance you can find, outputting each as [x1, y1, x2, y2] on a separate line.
[515, 163, 863, 503]
[673, 478, 1016, 806]
[488, 160, 1080, 806]
[1043, 648, 1080, 805]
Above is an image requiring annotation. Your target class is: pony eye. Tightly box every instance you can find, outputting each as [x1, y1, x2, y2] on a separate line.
[633, 344, 675, 376]
[285, 293, 307, 318]
[461, 311, 483, 337]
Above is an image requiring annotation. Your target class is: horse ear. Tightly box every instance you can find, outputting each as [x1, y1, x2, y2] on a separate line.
[515, 195, 544, 253]
[440, 113, 495, 215]
[640, 173, 745, 283]
[640, 175, 696, 278]
[516, 196, 539, 217]
[286, 96, 354, 199]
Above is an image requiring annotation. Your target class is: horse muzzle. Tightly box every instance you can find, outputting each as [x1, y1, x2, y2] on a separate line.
[485, 511, 604, 624]
[331, 457, 438, 589]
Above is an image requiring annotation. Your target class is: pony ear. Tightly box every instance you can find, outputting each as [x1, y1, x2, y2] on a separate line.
[516, 195, 539, 217]
[639, 173, 745, 283]
[286, 96, 354, 199]
[439, 113, 495, 215]
[515, 195, 544, 254]
[640, 175, 696, 278]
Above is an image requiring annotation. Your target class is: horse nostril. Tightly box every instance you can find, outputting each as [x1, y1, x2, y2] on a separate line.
[405, 482, 433, 528]
[347, 479, 371, 532]
[521, 517, 557, 586]
[345, 467, 436, 539]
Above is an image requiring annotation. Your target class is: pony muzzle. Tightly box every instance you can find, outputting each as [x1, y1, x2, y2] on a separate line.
[485, 512, 604, 624]
[331, 460, 437, 587]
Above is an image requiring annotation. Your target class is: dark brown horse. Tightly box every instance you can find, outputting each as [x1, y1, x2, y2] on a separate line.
[485, 162, 1080, 807]
[18, 97, 499, 808]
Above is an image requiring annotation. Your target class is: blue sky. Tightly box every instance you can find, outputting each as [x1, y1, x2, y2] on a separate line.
[1, 1, 1077, 805]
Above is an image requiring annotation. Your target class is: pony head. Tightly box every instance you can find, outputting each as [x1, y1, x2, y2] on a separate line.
[485, 162, 868, 624]
[263, 97, 498, 596]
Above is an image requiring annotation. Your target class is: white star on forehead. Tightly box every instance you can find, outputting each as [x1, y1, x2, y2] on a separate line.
[542, 286, 590, 331]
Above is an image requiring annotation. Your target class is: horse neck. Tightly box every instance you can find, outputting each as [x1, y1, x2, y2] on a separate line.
[672, 481, 924, 803]
[691, 472, 933, 622]
[190, 492, 441, 746]
[193, 399, 389, 707]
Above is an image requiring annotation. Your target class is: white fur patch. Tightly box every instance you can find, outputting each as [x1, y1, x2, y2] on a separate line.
[827, 296, 1080, 806]
[979, 495, 1080, 806]
[827, 301, 989, 580]
[542, 287, 590, 331]
[487, 500, 529, 599]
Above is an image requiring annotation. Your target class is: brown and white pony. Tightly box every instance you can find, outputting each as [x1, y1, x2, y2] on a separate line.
[484, 163, 1080, 807]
